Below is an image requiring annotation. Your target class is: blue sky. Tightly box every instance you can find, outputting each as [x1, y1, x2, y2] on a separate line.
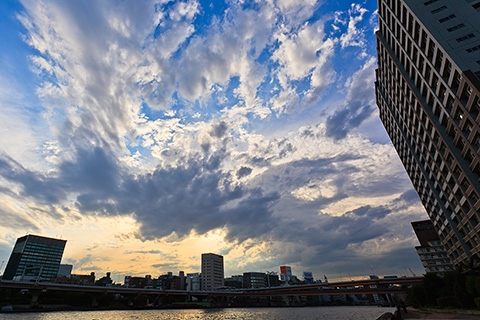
[0, 0, 427, 281]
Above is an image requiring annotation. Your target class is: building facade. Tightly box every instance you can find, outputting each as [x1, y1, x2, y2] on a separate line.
[375, 0, 480, 268]
[224, 275, 243, 288]
[412, 220, 453, 273]
[57, 264, 73, 278]
[201, 253, 224, 290]
[243, 272, 267, 288]
[186, 272, 201, 291]
[3, 234, 66, 281]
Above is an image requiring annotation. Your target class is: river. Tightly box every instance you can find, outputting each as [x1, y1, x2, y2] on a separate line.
[0, 306, 394, 319]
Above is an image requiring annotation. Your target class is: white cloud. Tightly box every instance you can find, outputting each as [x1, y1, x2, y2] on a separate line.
[339, 4, 369, 49]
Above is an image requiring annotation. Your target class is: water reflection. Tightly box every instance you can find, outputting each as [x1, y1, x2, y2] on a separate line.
[0, 306, 394, 320]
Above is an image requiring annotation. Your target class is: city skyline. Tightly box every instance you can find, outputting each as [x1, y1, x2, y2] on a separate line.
[0, 0, 427, 281]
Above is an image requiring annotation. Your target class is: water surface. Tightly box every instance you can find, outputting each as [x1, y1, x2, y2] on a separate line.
[0, 306, 394, 320]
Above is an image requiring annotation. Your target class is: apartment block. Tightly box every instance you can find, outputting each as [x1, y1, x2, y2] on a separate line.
[375, 0, 480, 268]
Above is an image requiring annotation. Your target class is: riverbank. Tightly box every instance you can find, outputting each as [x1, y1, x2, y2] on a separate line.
[404, 307, 480, 319]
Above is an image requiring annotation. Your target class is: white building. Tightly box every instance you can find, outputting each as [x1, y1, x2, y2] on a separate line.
[201, 253, 224, 290]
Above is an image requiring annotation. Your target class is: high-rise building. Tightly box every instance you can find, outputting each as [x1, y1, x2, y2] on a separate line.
[412, 220, 453, 274]
[3, 234, 66, 281]
[375, 0, 480, 268]
[201, 253, 224, 290]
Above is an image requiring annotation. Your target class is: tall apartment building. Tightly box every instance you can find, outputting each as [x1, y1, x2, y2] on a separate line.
[3, 234, 66, 281]
[375, 0, 480, 268]
[201, 253, 224, 290]
[412, 220, 453, 274]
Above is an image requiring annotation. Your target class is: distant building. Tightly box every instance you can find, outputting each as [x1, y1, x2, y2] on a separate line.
[243, 272, 267, 288]
[201, 253, 224, 290]
[280, 266, 292, 282]
[412, 220, 453, 274]
[224, 275, 243, 288]
[179, 271, 185, 290]
[303, 271, 314, 283]
[242, 272, 280, 288]
[95, 272, 113, 286]
[153, 272, 185, 290]
[57, 264, 73, 278]
[53, 272, 95, 285]
[124, 275, 153, 288]
[266, 272, 280, 287]
[3, 234, 66, 282]
[186, 272, 201, 291]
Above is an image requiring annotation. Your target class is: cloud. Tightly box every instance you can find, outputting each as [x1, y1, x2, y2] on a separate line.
[0, 0, 429, 279]
[236, 166, 252, 178]
[339, 4, 369, 49]
[326, 57, 376, 139]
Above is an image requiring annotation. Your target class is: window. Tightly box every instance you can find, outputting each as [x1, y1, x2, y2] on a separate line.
[431, 6, 448, 14]
[467, 45, 480, 53]
[447, 23, 465, 32]
[439, 14, 456, 23]
[424, 0, 440, 5]
[456, 33, 475, 43]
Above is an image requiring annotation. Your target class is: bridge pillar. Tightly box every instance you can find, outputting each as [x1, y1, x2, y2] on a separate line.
[30, 291, 40, 306]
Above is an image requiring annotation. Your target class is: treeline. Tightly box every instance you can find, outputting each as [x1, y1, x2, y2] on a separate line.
[407, 270, 480, 309]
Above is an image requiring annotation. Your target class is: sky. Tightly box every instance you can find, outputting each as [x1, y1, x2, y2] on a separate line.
[0, 0, 429, 282]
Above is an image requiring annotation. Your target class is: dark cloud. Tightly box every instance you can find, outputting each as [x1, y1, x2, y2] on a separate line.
[210, 121, 228, 138]
[124, 250, 165, 255]
[152, 262, 181, 269]
[326, 59, 376, 139]
[326, 104, 374, 139]
[0, 147, 278, 243]
[236, 166, 252, 178]
[0, 153, 66, 203]
[346, 205, 392, 220]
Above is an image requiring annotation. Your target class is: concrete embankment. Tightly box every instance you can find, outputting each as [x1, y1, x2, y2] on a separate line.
[404, 307, 480, 319]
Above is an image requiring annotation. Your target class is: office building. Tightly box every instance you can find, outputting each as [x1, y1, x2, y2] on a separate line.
[243, 272, 267, 288]
[412, 220, 453, 274]
[375, 0, 480, 268]
[3, 234, 66, 281]
[201, 253, 224, 290]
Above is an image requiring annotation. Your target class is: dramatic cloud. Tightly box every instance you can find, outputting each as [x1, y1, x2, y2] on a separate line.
[0, 0, 428, 279]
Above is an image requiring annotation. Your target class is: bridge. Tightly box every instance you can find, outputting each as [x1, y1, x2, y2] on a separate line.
[0, 276, 423, 298]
